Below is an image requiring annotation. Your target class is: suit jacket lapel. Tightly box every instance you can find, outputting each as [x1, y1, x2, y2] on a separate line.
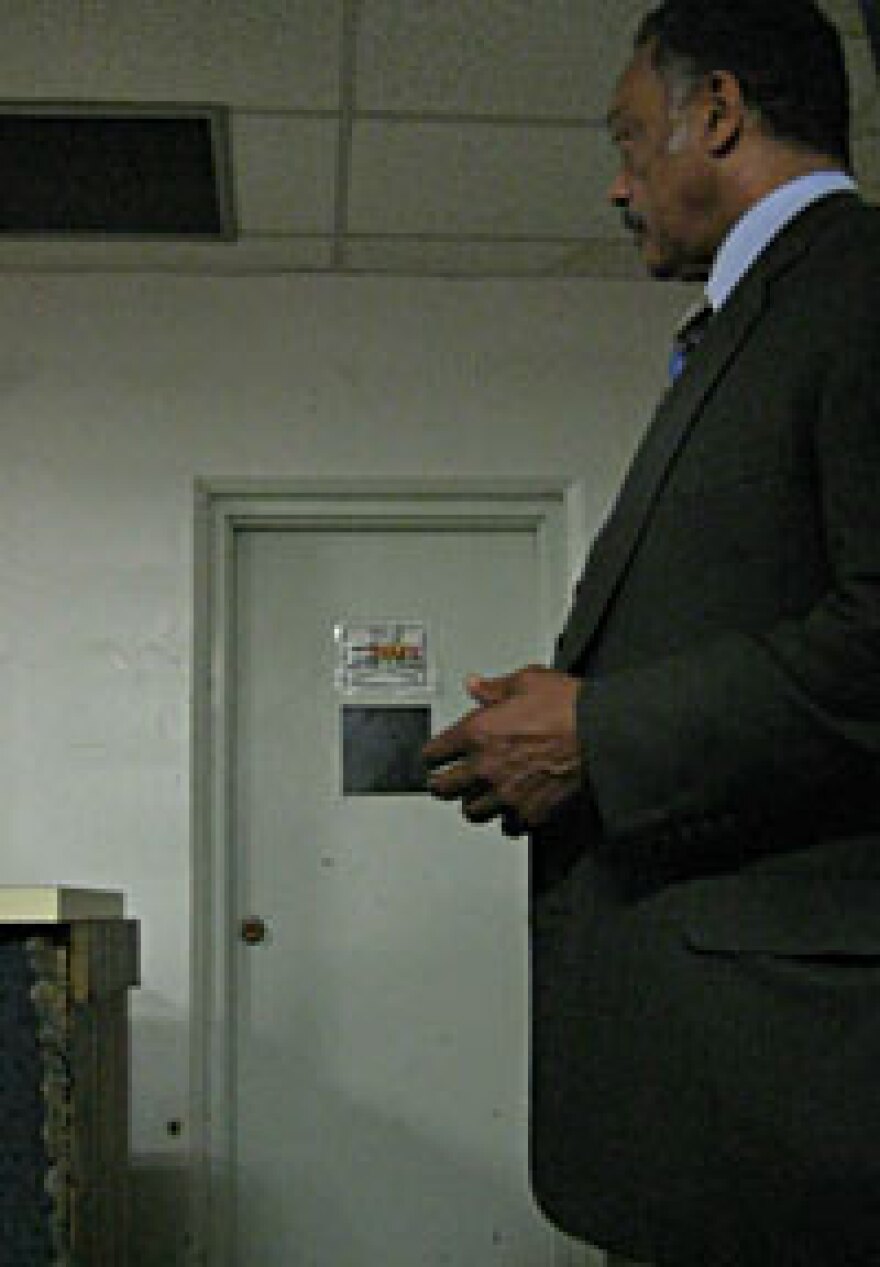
[554, 193, 855, 672]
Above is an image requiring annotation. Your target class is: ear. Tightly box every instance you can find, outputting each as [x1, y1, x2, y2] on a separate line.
[702, 71, 745, 157]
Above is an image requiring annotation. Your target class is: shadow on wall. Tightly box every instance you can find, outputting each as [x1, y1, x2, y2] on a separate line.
[123, 1021, 604, 1265]
[128, 1156, 191, 1266]
[126, 1012, 192, 1266]
[126, 1112, 551, 1267]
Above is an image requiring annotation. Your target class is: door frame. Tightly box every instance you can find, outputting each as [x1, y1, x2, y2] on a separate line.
[190, 478, 592, 1266]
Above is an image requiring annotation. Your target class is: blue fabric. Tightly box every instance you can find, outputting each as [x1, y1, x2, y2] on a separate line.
[668, 345, 686, 381]
[669, 299, 713, 382]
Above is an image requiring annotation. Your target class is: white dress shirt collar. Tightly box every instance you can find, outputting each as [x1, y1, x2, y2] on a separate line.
[706, 169, 857, 312]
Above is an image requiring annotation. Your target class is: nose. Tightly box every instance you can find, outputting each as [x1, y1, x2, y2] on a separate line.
[607, 166, 630, 208]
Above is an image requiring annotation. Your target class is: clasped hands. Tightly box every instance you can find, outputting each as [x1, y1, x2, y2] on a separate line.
[422, 665, 583, 831]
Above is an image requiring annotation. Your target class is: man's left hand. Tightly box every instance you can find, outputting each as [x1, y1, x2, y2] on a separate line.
[422, 665, 583, 828]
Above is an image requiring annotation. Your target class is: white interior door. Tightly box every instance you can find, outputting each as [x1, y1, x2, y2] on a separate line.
[226, 508, 570, 1265]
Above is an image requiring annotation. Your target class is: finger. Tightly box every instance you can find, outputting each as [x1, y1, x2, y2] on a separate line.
[462, 787, 505, 823]
[422, 715, 473, 767]
[501, 811, 525, 838]
[426, 761, 484, 801]
[466, 671, 516, 707]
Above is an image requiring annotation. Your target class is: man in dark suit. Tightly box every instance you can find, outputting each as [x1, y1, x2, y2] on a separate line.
[424, 1, 880, 1263]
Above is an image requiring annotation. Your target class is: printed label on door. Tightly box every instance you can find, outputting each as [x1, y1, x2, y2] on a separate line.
[335, 621, 430, 693]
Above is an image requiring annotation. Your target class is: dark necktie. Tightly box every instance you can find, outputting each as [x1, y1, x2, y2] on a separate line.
[669, 297, 713, 381]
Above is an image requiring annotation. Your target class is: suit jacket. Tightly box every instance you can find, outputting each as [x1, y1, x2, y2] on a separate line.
[530, 193, 880, 1266]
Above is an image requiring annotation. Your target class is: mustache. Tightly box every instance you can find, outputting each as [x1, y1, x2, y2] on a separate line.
[622, 209, 646, 236]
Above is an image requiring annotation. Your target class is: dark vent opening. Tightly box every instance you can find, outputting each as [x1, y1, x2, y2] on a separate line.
[0, 112, 229, 236]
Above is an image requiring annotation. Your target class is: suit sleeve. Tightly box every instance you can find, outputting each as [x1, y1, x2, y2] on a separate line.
[578, 254, 880, 850]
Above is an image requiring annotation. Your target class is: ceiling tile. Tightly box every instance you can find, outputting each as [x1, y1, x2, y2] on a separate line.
[342, 235, 642, 278]
[0, 0, 344, 110]
[0, 237, 336, 275]
[356, 0, 648, 119]
[348, 121, 622, 238]
[232, 115, 339, 234]
[343, 237, 585, 276]
[548, 237, 644, 279]
[0, 0, 871, 279]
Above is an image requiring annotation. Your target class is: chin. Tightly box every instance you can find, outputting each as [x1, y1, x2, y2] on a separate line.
[644, 249, 704, 283]
[634, 236, 673, 279]
[644, 254, 678, 280]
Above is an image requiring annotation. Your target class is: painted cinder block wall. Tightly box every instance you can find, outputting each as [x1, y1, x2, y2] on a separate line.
[0, 271, 691, 1261]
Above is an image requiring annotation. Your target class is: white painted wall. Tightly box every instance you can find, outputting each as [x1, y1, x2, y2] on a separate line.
[0, 271, 691, 1262]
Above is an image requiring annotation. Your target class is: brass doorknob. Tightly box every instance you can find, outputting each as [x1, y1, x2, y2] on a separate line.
[240, 916, 268, 946]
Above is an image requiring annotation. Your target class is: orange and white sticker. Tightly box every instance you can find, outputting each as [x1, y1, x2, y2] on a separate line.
[335, 621, 430, 693]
